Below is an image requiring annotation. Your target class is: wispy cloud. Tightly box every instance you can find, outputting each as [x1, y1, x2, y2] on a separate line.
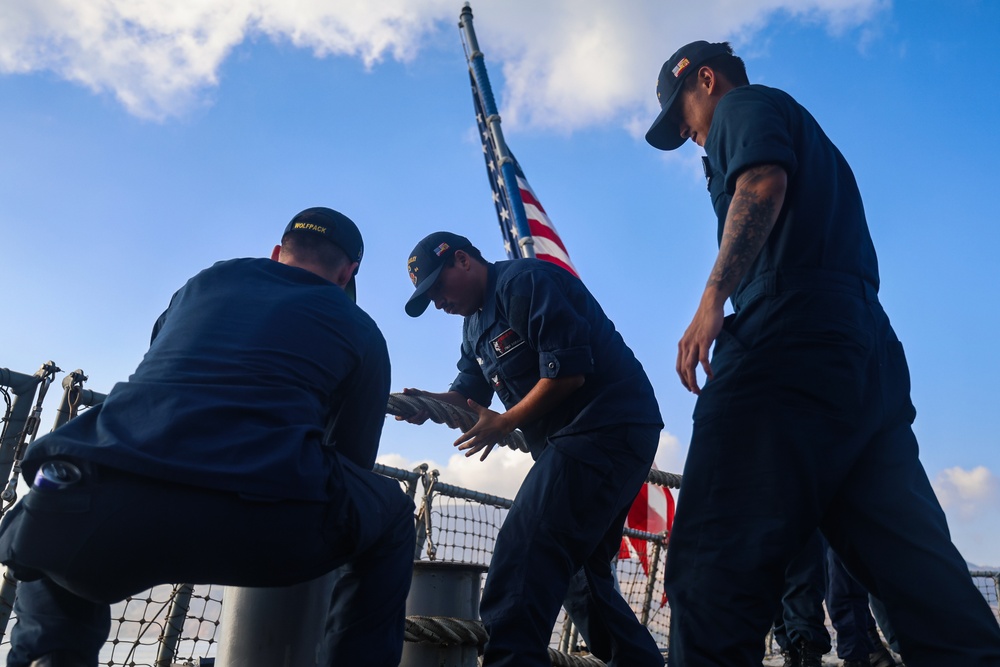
[0, 0, 886, 123]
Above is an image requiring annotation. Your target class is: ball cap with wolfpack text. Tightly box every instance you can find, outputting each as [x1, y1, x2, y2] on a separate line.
[283, 207, 364, 301]
[404, 231, 473, 317]
[645, 41, 732, 151]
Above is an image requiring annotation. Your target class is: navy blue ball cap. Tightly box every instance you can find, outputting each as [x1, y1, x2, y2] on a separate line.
[283, 207, 364, 300]
[405, 231, 472, 317]
[646, 41, 732, 151]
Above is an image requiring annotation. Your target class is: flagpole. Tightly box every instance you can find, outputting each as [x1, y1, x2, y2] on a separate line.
[458, 3, 535, 259]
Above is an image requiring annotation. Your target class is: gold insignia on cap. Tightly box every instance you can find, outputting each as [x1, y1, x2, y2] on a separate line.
[407, 256, 419, 285]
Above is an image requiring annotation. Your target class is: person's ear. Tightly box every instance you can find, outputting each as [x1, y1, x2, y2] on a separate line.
[700, 66, 718, 95]
[336, 261, 360, 288]
[270, 244, 281, 261]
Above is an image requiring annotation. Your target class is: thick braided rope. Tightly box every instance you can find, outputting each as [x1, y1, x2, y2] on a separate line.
[386, 392, 682, 490]
[646, 467, 682, 490]
[404, 616, 609, 666]
[404, 615, 487, 646]
[387, 392, 530, 452]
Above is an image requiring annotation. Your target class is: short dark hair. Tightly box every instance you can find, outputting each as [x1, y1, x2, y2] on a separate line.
[698, 43, 749, 87]
[445, 244, 486, 267]
[281, 230, 352, 273]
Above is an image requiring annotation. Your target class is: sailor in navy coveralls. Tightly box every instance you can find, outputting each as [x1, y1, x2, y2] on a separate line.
[645, 41, 1000, 666]
[403, 232, 663, 667]
[0, 208, 415, 667]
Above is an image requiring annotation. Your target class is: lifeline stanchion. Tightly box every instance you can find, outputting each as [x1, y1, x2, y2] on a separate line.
[1, 361, 60, 514]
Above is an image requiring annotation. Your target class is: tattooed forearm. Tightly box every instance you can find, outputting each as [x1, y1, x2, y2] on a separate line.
[707, 164, 787, 294]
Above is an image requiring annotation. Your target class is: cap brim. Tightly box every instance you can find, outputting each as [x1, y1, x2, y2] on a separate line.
[645, 85, 687, 151]
[404, 264, 444, 317]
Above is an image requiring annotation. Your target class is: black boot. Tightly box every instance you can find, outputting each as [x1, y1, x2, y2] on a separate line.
[797, 640, 823, 667]
[868, 628, 900, 667]
[785, 639, 824, 667]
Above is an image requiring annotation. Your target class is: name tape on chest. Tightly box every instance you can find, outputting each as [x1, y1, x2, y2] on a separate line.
[490, 328, 525, 358]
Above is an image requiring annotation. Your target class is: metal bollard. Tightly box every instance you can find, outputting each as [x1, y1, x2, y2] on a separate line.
[401, 560, 488, 667]
[214, 571, 336, 667]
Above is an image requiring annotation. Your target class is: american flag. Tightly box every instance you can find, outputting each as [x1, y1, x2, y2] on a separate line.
[469, 73, 579, 278]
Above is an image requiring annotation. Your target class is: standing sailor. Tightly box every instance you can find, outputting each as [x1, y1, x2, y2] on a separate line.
[401, 231, 663, 667]
[644, 40, 1000, 666]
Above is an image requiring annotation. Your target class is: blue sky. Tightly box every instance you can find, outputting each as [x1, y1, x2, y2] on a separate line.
[2, 0, 999, 565]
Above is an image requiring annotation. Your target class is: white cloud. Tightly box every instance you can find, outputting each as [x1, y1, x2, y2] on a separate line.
[0, 0, 887, 122]
[379, 445, 532, 501]
[932, 465, 999, 519]
[379, 427, 685, 500]
[653, 429, 686, 476]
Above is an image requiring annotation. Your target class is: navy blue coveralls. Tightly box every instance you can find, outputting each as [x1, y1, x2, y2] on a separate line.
[663, 84, 1000, 667]
[450, 259, 663, 667]
[0, 258, 415, 667]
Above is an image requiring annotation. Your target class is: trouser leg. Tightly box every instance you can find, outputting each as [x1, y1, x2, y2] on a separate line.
[780, 532, 831, 653]
[318, 464, 416, 667]
[869, 595, 899, 652]
[0, 458, 415, 666]
[563, 567, 609, 655]
[578, 507, 663, 667]
[821, 416, 1000, 667]
[665, 312, 872, 667]
[664, 416, 810, 667]
[667, 293, 1000, 667]
[0, 464, 344, 602]
[480, 425, 658, 667]
[5, 578, 110, 667]
[825, 546, 876, 660]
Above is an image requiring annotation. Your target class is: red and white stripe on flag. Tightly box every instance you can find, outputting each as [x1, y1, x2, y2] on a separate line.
[516, 174, 579, 278]
[619, 470, 675, 607]
[619, 483, 674, 568]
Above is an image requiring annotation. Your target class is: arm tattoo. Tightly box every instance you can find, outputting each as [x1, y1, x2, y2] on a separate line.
[708, 164, 786, 294]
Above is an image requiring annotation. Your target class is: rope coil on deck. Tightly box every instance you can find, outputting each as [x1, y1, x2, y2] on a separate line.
[404, 615, 608, 666]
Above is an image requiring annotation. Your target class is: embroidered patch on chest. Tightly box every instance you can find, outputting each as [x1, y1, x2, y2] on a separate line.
[490, 328, 525, 357]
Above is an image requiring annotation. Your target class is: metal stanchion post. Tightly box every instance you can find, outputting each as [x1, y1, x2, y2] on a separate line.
[402, 560, 487, 667]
